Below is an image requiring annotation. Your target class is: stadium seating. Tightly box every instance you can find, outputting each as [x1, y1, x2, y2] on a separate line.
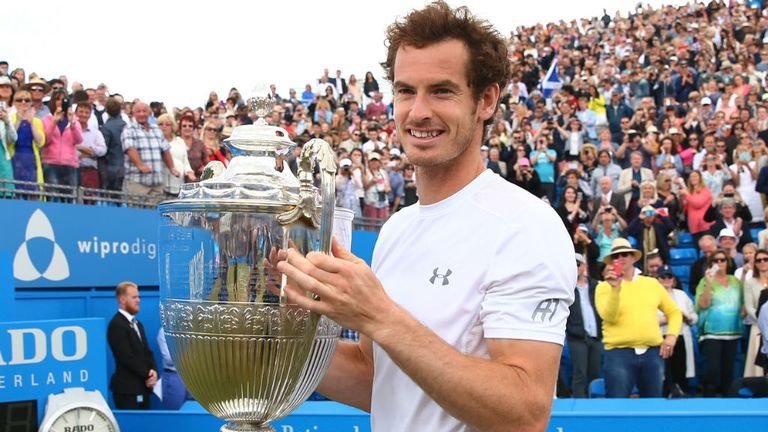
[588, 378, 640, 398]
[670, 248, 697, 266]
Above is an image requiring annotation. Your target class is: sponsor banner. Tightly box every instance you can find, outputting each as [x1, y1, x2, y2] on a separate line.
[0, 318, 107, 409]
[0, 252, 12, 321]
[0, 200, 159, 288]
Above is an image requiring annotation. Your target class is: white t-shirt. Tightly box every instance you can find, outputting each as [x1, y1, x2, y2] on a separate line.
[369, 170, 576, 431]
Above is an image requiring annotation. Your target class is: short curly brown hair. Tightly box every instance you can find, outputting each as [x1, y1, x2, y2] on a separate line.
[382, 1, 510, 126]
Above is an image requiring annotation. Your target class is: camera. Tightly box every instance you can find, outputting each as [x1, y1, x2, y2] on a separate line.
[604, 206, 613, 213]
[60, 97, 70, 113]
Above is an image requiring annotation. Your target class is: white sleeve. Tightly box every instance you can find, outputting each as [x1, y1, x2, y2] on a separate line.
[480, 204, 576, 345]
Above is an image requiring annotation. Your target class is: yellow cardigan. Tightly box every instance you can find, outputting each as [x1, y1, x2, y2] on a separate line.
[9, 113, 45, 184]
[596, 274, 682, 350]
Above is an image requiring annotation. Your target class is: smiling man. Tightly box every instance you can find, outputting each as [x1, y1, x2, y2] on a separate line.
[276, 2, 575, 431]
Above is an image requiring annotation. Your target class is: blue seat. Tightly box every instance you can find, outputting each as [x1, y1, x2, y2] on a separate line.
[751, 228, 762, 243]
[670, 248, 697, 265]
[627, 236, 637, 248]
[588, 378, 606, 398]
[671, 265, 690, 282]
[677, 231, 694, 247]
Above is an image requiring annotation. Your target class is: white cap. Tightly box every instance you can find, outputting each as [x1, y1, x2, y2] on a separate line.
[701, 96, 712, 106]
[717, 228, 736, 240]
[339, 158, 352, 168]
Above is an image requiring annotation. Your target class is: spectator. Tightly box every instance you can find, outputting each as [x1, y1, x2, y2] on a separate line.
[735, 242, 757, 282]
[362, 152, 390, 221]
[100, 97, 126, 194]
[743, 248, 768, 378]
[707, 199, 753, 253]
[655, 173, 681, 226]
[362, 71, 379, 103]
[644, 250, 664, 278]
[591, 176, 626, 219]
[335, 158, 362, 217]
[555, 117, 589, 161]
[74, 103, 106, 193]
[625, 205, 675, 271]
[22, 78, 51, 119]
[510, 157, 542, 197]
[156, 113, 194, 198]
[11, 90, 45, 192]
[596, 238, 681, 398]
[655, 136, 684, 176]
[566, 253, 602, 398]
[656, 265, 698, 398]
[0, 81, 16, 197]
[556, 185, 590, 237]
[592, 205, 627, 263]
[121, 102, 178, 204]
[617, 151, 654, 221]
[480, 145, 501, 175]
[695, 249, 744, 397]
[201, 121, 229, 166]
[364, 91, 387, 120]
[730, 139, 763, 224]
[42, 89, 82, 193]
[701, 153, 732, 196]
[530, 134, 557, 202]
[178, 114, 207, 177]
[590, 149, 622, 199]
[679, 170, 714, 246]
[386, 155, 405, 212]
[401, 163, 418, 208]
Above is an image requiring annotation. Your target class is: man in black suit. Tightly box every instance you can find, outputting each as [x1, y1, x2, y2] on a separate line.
[689, 234, 718, 291]
[329, 69, 348, 97]
[566, 254, 602, 397]
[107, 281, 157, 409]
[591, 176, 626, 219]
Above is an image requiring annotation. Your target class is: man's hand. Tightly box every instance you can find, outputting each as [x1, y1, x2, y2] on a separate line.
[659, 334, 677, 359]
[145, 369, 158, 388]
[276, 238, 398, 336]
[138, 163, 151, 174]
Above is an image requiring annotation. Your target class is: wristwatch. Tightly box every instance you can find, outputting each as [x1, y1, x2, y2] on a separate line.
[38, 387, 120, 432]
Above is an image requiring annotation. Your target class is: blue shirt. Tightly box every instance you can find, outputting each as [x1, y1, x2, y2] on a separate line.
[531, 149, 557, 183]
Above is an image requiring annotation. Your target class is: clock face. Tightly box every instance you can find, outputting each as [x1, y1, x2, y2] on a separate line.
[48, 407, 117, 432]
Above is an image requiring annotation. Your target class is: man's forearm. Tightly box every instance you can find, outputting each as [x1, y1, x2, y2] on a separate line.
[371, 306, 558, 432]
[125, 147, 144, 167]
[316, 340, 373, 412]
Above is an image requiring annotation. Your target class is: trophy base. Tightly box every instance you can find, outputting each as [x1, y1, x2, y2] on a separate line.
[221, 422, 275, 432]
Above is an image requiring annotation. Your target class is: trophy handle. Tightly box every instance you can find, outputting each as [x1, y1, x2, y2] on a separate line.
[277, 138, 337, 253]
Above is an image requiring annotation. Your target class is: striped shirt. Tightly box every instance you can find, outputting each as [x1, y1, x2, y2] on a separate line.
[121, 122, 169, 185]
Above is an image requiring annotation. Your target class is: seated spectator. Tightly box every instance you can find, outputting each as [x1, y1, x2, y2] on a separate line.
[656, 265, 698, 398]
[644, 249, 663, 278]
[636, 180, 662, 211]
[679, 170, 714, 247]
[695, 249, 744, 397]
[556, 167, 592, 207]
[735, 242, 757, 283]
[655, 136, 683, 176]
[625, 205, 675, 272]
[716, 228, 745, 269]
[566, 253, 602, 398]
[556, 185, 590, 237]
[596, 238, 681, 398]
[573, 224, 600, 278]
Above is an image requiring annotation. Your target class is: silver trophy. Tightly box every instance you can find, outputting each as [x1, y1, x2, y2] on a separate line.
[158, 92, 346, 432]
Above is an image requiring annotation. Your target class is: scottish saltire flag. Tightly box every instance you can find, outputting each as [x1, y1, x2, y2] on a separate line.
[541, 57, 562, 100]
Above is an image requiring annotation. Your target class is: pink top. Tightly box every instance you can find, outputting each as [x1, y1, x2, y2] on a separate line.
[683, 187, 714, 234]
[42, 115, 83, 168]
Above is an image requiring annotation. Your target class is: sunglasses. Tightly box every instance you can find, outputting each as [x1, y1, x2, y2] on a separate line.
[205, 127, 218, 132]
[613, 252, 633, 258]
[30, 87, 45, 92]
[158, 123, 172, 126]
[712, 257, 727, 263]
[755, 257, 768, 263]
[15, 98, 31, 103]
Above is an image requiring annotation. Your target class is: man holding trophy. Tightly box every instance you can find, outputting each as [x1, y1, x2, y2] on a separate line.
[276, 2, 576, 430]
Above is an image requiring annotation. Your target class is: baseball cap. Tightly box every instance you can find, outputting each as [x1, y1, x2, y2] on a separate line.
[339, 158, 352, 168]
[518, 157, 531, 166]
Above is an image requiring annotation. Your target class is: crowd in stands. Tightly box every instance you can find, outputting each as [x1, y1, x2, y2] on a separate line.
[2, 0, 768, 398]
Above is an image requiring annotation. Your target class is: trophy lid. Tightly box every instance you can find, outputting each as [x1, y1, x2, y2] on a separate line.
[159, 93, 300, 213]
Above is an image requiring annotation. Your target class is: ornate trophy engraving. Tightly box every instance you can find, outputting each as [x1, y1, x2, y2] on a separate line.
[158, 91, 348, 432]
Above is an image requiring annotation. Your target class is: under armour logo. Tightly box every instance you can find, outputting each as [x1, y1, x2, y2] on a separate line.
[531, 299, 560, 322]
[429, 267, 452, 285]
[14, 209, 70, 282]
